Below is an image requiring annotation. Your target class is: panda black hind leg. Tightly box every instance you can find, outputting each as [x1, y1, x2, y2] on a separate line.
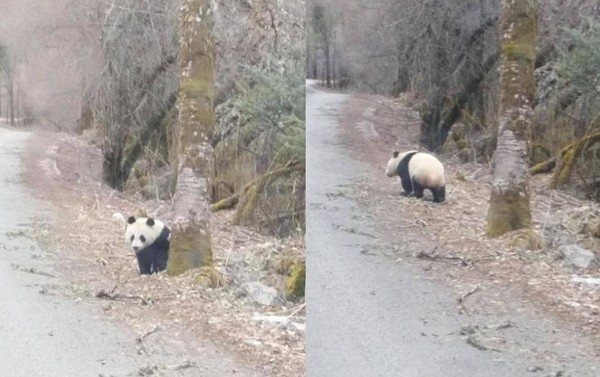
[432, 186, 446, 203]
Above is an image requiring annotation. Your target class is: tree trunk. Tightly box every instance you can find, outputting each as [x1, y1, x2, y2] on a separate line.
[324, 41, 331, 88]
[8, 74, 15, 126]
[486, 0, 536, 237]
[306, 45, 310, 78]
[331, 45, 336, 88]
[16, 82, 20, 126]
[167, 0, 215, 276]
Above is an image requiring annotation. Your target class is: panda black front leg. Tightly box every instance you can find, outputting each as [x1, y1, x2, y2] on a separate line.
[400, 176, 413, 195]
[136, 255, 152, 275]
[412, 181, 425, 199]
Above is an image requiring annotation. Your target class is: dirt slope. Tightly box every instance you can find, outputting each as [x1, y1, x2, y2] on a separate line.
[22, 131, 305, 377]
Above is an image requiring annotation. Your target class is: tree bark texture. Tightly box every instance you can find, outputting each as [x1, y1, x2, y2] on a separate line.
[486, 0, 536, 237]
[168, 0, 215, 276]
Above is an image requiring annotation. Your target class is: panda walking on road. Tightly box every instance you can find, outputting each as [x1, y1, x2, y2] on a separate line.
[385, 150, 446, 203]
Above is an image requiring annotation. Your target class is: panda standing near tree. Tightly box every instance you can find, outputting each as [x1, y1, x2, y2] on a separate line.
[385, 150, 446, 203]
[113, 212, 171, 275]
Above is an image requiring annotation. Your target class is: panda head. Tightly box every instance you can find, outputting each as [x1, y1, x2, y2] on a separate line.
[385, 150, 416, 177]
[125, 216, 165, 253]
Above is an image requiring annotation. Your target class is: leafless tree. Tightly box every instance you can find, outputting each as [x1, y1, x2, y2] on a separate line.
[1, 0, 305, 238]
[307, 0, 501, 151]
[310, 2, 335, 87]
[90, 0, 178, 189]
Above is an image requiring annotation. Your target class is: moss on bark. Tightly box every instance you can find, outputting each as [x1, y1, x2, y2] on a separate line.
[167, 222, 213, 276]
[284, 261, 306, 300]
[486, 186, 532, 237]
[486, 0, 536, 238]
[551, 131, 600, 188]
[233, 163, 301, 225]
[210, 195, 239, 212]
[168, 0, 215, 276]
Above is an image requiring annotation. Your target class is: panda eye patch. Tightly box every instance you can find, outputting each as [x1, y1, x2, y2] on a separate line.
[130, 235, 134, 241]
[140, 235, 146, 243]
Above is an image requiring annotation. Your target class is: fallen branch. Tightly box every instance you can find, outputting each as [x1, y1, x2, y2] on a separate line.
[170, 360, 198, 371]
[137, 324, 161, 343]
[466, 334, 500, 352]
[457, 285, 481, 304]
[270, 302, 306, 333]
[210, 195, 239, 212]
[493, 320, 513, 330]
[530, 157, 556, 175]
[95, 285, 150, 305]
[234, 160, 302, 225]
[530, 131, 600, 186]
[415, 247, 470, 266]
[11, 264, 57, 278]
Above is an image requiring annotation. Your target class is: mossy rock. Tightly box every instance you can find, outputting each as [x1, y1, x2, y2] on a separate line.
[133, 164, 146, 180]
[273, 256, 299, 275]
[451, 124, 467, 142]
[583, 221, 600, 238]
[455, 172, 467, 182]
[455, 139, 469, 150]
[457, 148, 472, 163]
[507, 228, 544, 250]
[284, 261, 305, 300]
[193, 266, 225, 288]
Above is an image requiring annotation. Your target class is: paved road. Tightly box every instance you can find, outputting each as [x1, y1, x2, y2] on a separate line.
[0, 129, 147, 376]
[0, 128, 261, 377]
[304, 81, 599, 377]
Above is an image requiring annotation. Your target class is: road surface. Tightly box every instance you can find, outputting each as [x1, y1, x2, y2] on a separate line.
[305, 81, 600, 377]
[0, 128, 260, 377]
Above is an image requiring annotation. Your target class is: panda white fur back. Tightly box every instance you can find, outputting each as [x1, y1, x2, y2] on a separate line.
[114, 213, 171, 275]
[386, 150, 446, 203]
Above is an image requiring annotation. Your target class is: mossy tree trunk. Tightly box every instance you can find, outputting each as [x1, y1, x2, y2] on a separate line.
[168, 0, 214, 276]
[486, 0, 536, 238]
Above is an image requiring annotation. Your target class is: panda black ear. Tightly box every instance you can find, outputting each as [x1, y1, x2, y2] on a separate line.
[146, 218, 155, 227]
[127, 216, 136, 224]
[393, 151, 399, 158]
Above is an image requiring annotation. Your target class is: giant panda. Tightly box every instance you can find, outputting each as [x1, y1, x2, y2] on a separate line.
[115, 213, 171, 275]
[385, 150, 446, 203]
